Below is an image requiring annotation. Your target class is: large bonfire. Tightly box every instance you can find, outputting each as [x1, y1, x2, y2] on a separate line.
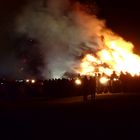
[71, 3, 140, 77]
[77, 30, 140, 77]
[16, 1, 140, 79]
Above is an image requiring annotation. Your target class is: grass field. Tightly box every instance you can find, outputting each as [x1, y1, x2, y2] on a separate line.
[0, 92, 140, 139]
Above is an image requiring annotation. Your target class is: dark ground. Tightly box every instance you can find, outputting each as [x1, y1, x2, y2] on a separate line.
[0, 93, 140, 139]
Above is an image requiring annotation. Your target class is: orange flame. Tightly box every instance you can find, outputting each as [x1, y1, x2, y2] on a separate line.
[77, 30, 140, 77]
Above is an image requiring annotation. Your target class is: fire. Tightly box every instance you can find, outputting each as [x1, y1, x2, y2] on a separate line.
[77, 30, 140, 77]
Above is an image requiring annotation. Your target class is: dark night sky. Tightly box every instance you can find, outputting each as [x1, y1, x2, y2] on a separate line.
[0, 0, 140, 77]
[85, 0, 140, 49]
[96, 0, 140, 49]
[0, 0, 140, 47]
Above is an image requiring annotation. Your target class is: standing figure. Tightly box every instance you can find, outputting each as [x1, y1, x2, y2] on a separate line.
[89, 76, 96, 101]
[82, 76, 89, 103]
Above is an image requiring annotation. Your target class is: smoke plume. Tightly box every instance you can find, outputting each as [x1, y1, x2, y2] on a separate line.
[15, 0, 105, 79]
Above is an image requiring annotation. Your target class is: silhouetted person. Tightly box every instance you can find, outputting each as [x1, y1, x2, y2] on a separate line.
[82, 76, 89, 103]
[96, 73, 101, 94]
[89, 76, 96, 101]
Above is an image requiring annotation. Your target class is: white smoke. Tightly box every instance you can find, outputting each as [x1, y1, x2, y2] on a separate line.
[15, 0, 105, 79]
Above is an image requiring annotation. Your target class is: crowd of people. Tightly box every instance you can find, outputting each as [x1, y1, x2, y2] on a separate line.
[0, 72, 140, 101]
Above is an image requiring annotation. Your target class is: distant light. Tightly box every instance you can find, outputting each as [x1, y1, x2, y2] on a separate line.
[99, 77, 109, 85]
[1, 83, 3, 85]
[26, 79, 30, 83]
[75, 79, 82, 85]
[31, 79, 36, 84]
[113, 78, 118, 81]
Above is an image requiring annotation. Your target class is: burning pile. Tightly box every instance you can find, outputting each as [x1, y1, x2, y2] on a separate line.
[15, 0, 140, 79]
[77, 30, 140, 77]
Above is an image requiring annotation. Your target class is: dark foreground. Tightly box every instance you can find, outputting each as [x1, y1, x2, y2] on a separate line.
[0, 93, 140, 139]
